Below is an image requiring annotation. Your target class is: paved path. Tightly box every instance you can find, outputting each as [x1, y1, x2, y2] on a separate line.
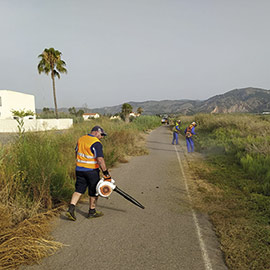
[22, 126, 227, 270]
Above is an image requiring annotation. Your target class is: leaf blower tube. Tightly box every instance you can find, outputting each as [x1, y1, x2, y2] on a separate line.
[114, 186, 145, 209]
[96, 179, 145, 209]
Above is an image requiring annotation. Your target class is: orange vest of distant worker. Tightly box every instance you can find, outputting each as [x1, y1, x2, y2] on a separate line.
[76, 135, 101, 169]
[185, 125, 193, 138]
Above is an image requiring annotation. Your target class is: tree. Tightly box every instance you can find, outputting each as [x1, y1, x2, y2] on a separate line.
[37, 48, 67, 119]
[68, 107, 77, 115]
[76, 109, 85, 117]
[121, 103, 133, 123]
[42, 107, 50, 113]
[137, 107, 143, 115]
[68, 107, 84, 117]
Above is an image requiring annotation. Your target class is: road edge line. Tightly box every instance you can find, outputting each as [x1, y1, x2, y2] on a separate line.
[174, 145, 213, 270]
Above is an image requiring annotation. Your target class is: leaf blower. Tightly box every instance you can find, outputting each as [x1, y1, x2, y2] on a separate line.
[96, 178, 145, 209]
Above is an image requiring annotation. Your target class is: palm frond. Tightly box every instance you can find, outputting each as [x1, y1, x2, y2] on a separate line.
[53, 70, 60, 79]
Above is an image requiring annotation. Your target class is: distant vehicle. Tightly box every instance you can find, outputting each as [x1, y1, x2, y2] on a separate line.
[161, 118, 168, 125]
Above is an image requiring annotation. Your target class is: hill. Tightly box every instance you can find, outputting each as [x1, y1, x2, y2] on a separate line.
[86, 87, 270, 115]
[83, 99, 202, 115]
[42, 87, 270, 115]
[197, 87, 270, 114]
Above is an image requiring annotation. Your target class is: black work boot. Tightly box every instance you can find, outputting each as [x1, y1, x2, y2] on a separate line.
[87, 209, 104, 219]
[66, 204, 76, 221]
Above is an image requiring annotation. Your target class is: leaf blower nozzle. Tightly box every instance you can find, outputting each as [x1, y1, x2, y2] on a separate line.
[96, 179, 145, 209]
[114, 186, 145, 209]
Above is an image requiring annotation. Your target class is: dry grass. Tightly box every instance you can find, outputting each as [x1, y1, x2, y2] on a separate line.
[0, 209, 64, 270]
[183, 151, 270, 270]
[104, 130, 149, 165]
[182, 151, 225, 214]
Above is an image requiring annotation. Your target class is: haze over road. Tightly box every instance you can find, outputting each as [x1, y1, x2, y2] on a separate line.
[23, 126, 227, 270]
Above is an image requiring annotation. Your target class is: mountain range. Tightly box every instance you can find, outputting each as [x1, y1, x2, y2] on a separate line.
[55, 87, 270, 115]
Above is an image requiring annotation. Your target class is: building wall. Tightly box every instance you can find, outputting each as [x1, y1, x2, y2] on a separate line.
[110, 115, 121, 120]
[0, 119, 73, 133]
[82, 114, 100, 120]
[0, 90, 36, 119]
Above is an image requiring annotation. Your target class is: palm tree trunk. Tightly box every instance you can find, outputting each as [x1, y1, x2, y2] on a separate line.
[125, 114, 129, 123]
[51, 73, 58, 119]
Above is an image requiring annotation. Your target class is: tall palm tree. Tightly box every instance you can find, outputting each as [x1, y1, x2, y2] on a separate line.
[37, 48, 67, 118]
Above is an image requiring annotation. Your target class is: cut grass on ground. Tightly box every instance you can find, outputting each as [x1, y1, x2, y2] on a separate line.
[185, 153, 270, 270]
[0, 208, 64, 270]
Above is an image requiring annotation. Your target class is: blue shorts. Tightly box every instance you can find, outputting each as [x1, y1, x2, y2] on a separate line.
[75, 169, 100, 197]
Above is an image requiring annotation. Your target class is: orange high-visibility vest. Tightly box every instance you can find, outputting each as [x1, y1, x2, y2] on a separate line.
[185, 125, 193, 138]
[76, 135, 101, 169]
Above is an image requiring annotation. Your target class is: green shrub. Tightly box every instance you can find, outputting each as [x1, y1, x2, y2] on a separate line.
[194, 114, 270, 197]
[5, 133, 74, 209]
[240, 154, 270, 195]
[131, 115, 161, 131]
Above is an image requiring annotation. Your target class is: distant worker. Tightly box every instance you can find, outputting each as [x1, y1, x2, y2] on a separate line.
[184, 122, 197, 153]
[172, 120, 181, 145]
[66, 126, 111, 221]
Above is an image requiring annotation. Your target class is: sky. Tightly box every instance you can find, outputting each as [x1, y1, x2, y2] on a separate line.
[1, 0, 270, 109]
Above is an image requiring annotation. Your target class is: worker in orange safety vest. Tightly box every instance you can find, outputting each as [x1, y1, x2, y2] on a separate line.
[184, 122, 197, 152]
[66, 126, 111, 221]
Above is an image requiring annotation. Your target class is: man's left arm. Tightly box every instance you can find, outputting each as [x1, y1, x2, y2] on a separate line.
[97, 157, 111, 180]
[96, 157, 108, 173]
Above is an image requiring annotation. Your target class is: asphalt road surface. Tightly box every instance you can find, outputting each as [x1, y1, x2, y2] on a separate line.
[22, 126, 227, 270]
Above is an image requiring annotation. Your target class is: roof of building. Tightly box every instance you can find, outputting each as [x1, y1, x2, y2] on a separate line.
[0, 90, 34, 96]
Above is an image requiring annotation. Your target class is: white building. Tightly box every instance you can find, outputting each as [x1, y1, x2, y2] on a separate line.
[0, 90, 36, 119]
[110, 115, 121, 120]
[82, 113, 100, 120]
[129, 112, 139, 117]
